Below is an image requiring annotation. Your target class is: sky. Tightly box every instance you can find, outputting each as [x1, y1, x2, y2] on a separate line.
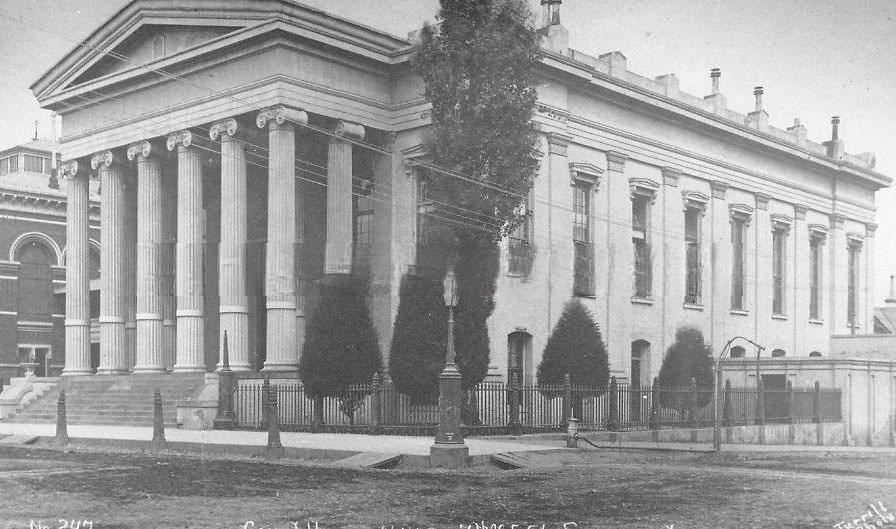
[0, 0, 894, 302]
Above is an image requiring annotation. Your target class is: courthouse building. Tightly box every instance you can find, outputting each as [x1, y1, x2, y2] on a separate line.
[23, 0, 889, 393]
[0, 138, 100, 386]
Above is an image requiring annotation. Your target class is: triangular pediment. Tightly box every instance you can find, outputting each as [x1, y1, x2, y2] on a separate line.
[70, 24, 240, 86]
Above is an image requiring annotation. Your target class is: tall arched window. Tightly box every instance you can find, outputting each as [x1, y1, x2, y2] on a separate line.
[16, 242, 53, 320]
[771, 348, 786, 358]
[729, 345, 746, 359]
[630, 339, 651, 388]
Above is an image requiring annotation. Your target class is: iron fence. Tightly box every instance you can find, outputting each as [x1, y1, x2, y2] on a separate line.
[229, 375, 842, 436]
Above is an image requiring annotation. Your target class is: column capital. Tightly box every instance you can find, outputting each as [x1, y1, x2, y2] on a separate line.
[755, 192, 771, 211]
[710, 180, 728, 200]
[166, 129, 210, 152]
[209, 118, 239, 141]
[866, 222, 878, 238]
[59, 160, 81, 179]
[793, 204, 808, 220]
[334, 120, 366, 141]
[830, 213, 846, 229]
[91, 150, 124, 170]
[126, 140, 163, 162]
[256, 105, 308, 130]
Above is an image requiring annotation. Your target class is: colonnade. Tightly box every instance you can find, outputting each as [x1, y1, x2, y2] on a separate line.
[60, 106, 366, 375]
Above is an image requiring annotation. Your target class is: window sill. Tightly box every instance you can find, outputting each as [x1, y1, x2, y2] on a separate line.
[683, 303, 704, 311]
[506, 272, 530, 279]
[729, 309, 749, 316]
[631, 297, 654, 306]
[808, 319, 824, 326]
[574, 293, 597, 299]
[771, 314, 789, 321]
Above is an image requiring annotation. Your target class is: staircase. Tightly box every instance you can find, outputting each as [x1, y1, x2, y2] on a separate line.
[6, 374, 207, 427]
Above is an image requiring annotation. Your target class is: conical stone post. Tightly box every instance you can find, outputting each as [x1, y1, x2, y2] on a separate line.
[55, 390, 69, 447]
[152, 388, 167, 450]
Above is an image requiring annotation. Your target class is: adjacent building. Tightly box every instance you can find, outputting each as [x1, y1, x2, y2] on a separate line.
[27, 0, 889, 393]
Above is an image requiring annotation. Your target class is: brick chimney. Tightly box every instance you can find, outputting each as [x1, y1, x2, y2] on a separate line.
[746, 86, 769, 131]
[823, 116, 845, 160]
[787, 118, 807, 146]
[704, 68, 727, 114]
[539, 0, 568, 55]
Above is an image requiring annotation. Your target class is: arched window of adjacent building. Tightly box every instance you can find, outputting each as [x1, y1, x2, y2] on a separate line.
[809, 351, 822, 357]
[507, 331, 533, 386]
[729, 345, 746, 359]
[631, 340, 651, 389]
[15, 241, 53, 320]
[771, 348, 786, 358]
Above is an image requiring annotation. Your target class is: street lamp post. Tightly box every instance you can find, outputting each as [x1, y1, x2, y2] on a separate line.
[713, 336, 764, 451]
[430, 263, 469, 468]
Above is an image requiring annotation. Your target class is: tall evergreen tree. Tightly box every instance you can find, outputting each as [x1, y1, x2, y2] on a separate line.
[537, 299, 609, 389]
[413, 0, 542, 392]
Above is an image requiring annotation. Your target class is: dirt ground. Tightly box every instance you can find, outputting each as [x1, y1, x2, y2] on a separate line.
[0, 444, 894, 529]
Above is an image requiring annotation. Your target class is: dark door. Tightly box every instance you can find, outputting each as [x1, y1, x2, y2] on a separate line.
[761, 374, 788, 422]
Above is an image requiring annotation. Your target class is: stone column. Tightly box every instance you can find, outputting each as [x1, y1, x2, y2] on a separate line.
[605, 151, 631, 380]
[168, 131, 206, 373]
[211, 118, 251, 371]
[324, 121, 365, 276]
[258, 106, 307, 371]
[124, 170, 138, 369]
[829, 214, 846, 333]
[160, 168, 177, 371]
[93, 151, 129, 374]
[62, 161, 92, 375]
[129, 140, 166, 374]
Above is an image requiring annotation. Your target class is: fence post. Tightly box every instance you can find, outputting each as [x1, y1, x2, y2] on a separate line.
[688, 377, 698, 429]
[55, 389, 69, 447]
[608, 376, 619, 432]
[562, 373, 572, 427]
[757, 376, 766, 444]
[648, 377, 659, 430]
[151, 389, 167, 451]
[786, 380, 795, 444]
[814, 380, 823, 446]
[369, 372, 381, 436]
[723, 379, 733, 427]
[265, 385, 284, 459]
[508, 372, 521, 435]
[260, 377, 271, 431]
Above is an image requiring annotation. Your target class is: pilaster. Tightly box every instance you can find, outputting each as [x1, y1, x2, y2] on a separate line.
[605, 151, 630, 379]
[829, 214, 846, 334]
[709, 180, 729, 350]
[792, 205, 808, 355]
[864, 222, 877, 332]
[753, 193, 771, 351]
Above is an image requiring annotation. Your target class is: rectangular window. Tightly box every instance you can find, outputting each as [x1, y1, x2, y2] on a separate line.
[731, 217, 746, 310]
[847, 243, 861, 327]
[7, 155, 18, 173]
[0, 156, 13, 175]
[632, 195, 651, 298]
[809, 235, 823, 319]
[24, 155, 44, 173]
[573, 182, 594, 296]
[508, 193, 533, 276]
[352, 192, 374, 276]
[684, 207, 702, 304]
[772, 227, 787, 314]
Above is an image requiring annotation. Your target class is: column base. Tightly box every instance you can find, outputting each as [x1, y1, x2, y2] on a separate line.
[216, 363, 252, 373]
[429, 443, 469, 469]
[96, 368, 130, 376]
[132, 366, 167, 375]
[172, 365, 207, 374]
[261, 363, 299, 373]
[61, 368, 94, 377]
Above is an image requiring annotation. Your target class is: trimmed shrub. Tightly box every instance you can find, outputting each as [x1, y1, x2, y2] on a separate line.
[657, 326, 714, 412]
[537, 299, 610, 390]
[389, 274, 447, 405]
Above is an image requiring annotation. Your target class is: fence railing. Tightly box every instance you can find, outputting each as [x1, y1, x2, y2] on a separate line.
[228, 374, 842, 436]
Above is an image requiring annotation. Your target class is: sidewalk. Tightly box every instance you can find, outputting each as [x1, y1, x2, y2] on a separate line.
[0, 422, 563, 457]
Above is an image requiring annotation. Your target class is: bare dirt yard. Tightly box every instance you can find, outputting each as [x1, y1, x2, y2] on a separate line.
[0, 444, 894, 529]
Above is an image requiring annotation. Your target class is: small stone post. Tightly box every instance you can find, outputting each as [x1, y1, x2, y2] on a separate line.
[260, 377, 271, 431]
[566, 417, 579, 448]
[607, 376, 619, 432]
[265, 384, 284, 459]
[55, 390, 69, 447]
[213, 331, 236, 429]
[369, 372, 381, 436]
[152, 389, 167, 450]
[688, 377, 698, 442]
